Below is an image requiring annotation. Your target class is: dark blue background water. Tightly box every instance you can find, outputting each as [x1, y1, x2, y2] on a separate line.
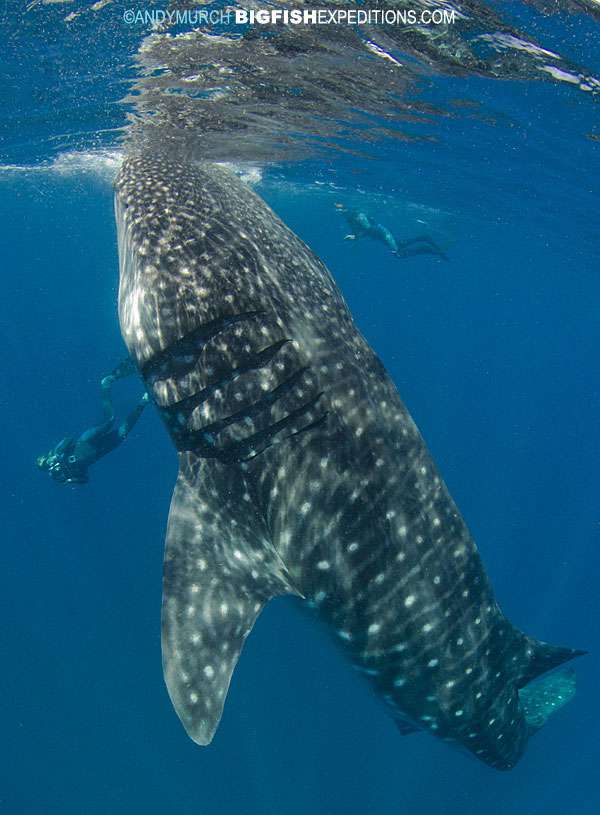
[1, 48, 599, 815]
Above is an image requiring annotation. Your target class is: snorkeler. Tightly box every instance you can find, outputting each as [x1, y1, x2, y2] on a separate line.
[335, 202, 448, 260]
[36, 358, 149, 485]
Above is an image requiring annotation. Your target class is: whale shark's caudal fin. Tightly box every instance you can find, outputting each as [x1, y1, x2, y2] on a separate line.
[519, 668, 578, 732]
[515, 635, 585, 733]
[161, 472, 298, 746]
[518, 635, 586, 689]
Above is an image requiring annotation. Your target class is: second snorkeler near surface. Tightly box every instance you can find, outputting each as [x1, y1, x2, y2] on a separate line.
[335, 202, 448, 261]
[36, 358, 149, 485]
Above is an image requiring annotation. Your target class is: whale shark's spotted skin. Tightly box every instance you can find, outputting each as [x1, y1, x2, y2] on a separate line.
[115, 155, 582, 770]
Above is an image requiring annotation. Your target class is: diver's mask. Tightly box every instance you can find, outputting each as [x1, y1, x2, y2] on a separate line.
[46, 453, 87, 485]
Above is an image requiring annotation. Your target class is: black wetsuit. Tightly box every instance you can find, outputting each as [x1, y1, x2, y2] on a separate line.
[39, 359, 147, 485]
[342, 208, 447, 260]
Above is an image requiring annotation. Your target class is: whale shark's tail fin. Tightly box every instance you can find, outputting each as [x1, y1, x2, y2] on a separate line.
[515, 635, 585, 732]
[518, 636, 586, 689]
[519, 668, 577, 732]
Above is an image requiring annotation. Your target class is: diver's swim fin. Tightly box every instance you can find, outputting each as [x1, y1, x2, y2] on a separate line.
[107, 356, 137, 381]
[394, 719, 420, 736]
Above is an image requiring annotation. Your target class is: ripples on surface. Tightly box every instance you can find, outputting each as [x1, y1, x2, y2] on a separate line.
[124, 0, 599, 162]
[3, 0, 599, 166]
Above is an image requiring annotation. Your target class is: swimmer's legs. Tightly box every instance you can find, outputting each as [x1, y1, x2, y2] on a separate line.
[107, 357, 137, 382]
[101, 357, 136, 389]
[395, 235, 448, 260]
[100, 357, 138, 422]
[117, 392, 149, 441]
[99, 377, 116, 425]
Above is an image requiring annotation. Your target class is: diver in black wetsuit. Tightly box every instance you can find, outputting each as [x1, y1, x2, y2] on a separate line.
[36, 358, 149, 485]
[335, 203, 448, 260]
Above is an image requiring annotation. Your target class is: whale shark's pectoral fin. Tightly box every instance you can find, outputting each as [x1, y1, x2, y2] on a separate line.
[161, 474, 296, 746]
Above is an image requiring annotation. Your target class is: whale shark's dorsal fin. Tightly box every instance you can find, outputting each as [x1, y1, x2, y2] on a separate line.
[161, 468, 298, 745]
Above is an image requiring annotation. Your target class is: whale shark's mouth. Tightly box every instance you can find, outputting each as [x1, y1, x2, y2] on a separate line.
[141, 310, 328, 463]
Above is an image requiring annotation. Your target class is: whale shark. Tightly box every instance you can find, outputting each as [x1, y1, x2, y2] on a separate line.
[114, 154, 583, 770]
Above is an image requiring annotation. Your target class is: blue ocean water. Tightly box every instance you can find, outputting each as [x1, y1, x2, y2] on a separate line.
[2, 6, 599, 815]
